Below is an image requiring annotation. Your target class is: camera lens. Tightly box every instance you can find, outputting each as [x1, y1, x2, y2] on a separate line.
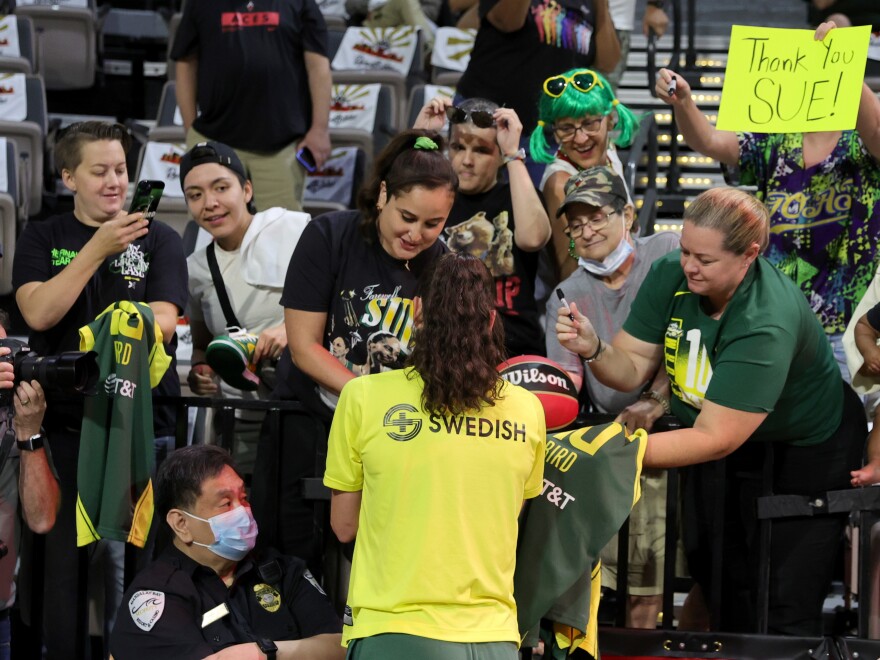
[18, 352, 99, 395]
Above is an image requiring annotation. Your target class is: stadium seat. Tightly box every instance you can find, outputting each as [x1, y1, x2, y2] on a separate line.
[302, 145, 365, 218]
[0, 73, 46, 218]
[0, 15, 36, 75]
[429, 26, 474, 87]
[15, 0, 97, 90]
[330, 25, 426, 128]
[0, 139, 19, 295]
[150, 80, 186, 142]
[329, 82, 396, 164]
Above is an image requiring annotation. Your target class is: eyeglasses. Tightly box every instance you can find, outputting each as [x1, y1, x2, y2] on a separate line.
[564, 209, 619, 237]
[543, 70, 604, 98]
[446, 106, 496, 128]
[553, 116, 606, 141]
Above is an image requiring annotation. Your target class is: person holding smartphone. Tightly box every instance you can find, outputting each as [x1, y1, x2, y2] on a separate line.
[11, 121, 188, 660]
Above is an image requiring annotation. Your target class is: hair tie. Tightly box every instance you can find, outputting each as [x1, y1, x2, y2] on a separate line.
[537, 120, 546, 127]
[612, 99, 620, 107]
[414, 136, 439, 151]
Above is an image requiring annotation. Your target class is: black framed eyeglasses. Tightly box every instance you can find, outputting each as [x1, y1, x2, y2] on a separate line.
[564, 209, 619, 237]
[553, 116, 606, 142]
[446, 106, 496, 128]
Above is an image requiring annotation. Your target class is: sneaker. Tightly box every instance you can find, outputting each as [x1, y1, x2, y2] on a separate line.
[205, 332, 261, 391]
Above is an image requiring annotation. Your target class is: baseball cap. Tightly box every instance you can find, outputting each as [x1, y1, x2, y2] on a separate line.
[556, 165, 629, 218]
[178, 141, 248, 192]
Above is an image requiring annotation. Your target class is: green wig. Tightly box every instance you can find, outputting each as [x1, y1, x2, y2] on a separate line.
[528, 67, 641, 165]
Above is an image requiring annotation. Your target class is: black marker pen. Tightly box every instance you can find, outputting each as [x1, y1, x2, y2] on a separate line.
[668, 75, 677, 97]
[556, 288, 575, 322]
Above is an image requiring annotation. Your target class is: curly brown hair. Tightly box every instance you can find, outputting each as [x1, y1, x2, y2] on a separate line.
[409, 252, 506, 416]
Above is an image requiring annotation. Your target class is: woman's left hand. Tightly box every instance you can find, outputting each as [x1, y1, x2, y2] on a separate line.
[253, 324, 288, 364]
[494, 107, 523, 156]
[615, 398, 664, 434]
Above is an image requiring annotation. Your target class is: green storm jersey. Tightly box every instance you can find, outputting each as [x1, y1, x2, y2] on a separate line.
[76, 301, 171, 548]
[515, 423, 647, 658]
[624, 251, 841, 446]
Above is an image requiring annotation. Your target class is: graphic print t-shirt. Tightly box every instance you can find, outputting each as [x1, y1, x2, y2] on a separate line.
[281, 211, 445, 402]
[444, 183, 543, 356]
[736, 130, 880, 334]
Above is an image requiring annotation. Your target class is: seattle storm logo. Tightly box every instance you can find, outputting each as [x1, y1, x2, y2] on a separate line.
[383, 404, 421, 441]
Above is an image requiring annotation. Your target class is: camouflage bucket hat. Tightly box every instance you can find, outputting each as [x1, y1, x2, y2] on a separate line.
[556, 166, 628, 218]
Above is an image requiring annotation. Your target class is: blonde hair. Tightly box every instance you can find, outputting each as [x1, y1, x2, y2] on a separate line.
[683, 188, 769, 254]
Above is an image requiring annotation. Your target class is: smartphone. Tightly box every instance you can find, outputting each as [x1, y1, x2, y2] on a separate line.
[128, 180, 165, 223]
[296, 147, 317, 173]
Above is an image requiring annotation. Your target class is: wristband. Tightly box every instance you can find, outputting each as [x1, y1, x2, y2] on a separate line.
[502, 148, 526, 165]
[640, 390, 671, 415]
[581, 337, 604, 363]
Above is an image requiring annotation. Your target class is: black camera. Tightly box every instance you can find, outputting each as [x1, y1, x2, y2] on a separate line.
[0, 339, 100, 408]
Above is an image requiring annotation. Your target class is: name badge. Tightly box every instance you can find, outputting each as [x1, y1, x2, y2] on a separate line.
[201, 603, 230, 628]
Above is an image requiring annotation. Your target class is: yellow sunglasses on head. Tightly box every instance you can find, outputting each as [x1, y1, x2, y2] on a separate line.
[543, 70, 604, 98]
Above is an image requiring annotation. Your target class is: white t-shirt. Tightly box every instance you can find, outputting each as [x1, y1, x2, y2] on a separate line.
[188, 207, 309, 399]
[608, 0, 636, 32]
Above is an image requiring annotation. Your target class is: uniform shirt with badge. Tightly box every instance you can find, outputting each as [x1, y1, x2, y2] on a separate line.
[109, 545, 341, 660]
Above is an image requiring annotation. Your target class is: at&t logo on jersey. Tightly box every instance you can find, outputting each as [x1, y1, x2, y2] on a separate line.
[383, 403, 421, 441]
[105, 373, 138, 399]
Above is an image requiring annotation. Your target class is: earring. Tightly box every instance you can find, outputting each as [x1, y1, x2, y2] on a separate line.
[568, 238, 577, 259]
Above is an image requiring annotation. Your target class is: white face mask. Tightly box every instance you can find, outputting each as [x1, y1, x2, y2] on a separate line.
[578, 214, 633, 276]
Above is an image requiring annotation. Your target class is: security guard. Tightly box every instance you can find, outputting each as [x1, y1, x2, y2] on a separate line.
[110, 445, 343, 660]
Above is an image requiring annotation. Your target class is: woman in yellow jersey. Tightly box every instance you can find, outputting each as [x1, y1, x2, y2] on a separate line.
[324, 252, 547, 659]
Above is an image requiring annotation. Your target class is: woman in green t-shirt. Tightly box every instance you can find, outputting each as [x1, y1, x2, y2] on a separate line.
[556, 186, 865, 636]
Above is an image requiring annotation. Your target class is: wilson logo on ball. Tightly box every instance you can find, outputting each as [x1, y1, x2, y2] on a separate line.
[497, 356, 578, 431]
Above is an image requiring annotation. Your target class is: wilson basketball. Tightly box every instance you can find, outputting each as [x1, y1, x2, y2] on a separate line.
[497, 355, 579, 431]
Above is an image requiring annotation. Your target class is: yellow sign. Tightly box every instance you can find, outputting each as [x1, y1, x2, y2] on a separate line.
[716, 25, 871, 133]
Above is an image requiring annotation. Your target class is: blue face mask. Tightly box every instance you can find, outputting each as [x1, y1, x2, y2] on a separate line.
[185, 505, 258, 561]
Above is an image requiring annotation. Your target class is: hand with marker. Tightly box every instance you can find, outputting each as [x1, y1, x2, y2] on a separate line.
[655, 68, 691, 105]
[555, 301, 601, 362]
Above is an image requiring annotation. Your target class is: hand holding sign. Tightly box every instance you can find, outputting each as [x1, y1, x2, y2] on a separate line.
[717, 23, 871, 133]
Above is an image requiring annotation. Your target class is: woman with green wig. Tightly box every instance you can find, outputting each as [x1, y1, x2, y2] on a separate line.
[529, 67, 640, 283]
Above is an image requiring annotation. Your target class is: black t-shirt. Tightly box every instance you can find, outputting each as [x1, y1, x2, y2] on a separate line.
[109, 545, 341, 660]
[275, 210, 445, 405]
[457, 0, 597, 129]
[12, 212, 188, 433]
[444, 182, 543, 356]
[170, 0, 328, 151]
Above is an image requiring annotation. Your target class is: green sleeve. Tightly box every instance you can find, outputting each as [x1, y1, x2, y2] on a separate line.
[622, 251, 683, 345]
